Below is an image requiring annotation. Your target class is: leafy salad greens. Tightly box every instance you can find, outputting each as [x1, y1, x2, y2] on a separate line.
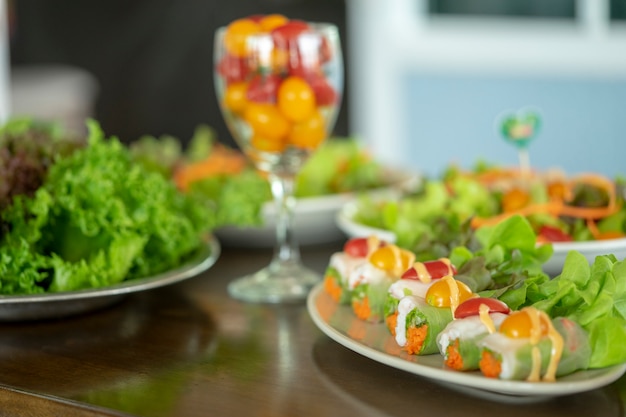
[0, 120, 218, 295]
[437, 214, 626, 369]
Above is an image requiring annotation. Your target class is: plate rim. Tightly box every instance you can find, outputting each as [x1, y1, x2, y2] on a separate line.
[0, 234, 221, 305]
[307, 283, 626, 397]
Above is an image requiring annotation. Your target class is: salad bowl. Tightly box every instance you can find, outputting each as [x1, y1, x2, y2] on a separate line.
[216, 168, 418, 247]
[336, 200, 626, 276]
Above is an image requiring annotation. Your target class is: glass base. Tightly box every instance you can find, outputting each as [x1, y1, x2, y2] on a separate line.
[227, 260, 321, 303]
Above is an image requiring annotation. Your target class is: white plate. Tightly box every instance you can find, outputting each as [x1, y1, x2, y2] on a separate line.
[0, 235, 221, 321]
[336, 201, 626, 276]
[307, 284, 626, 398]
[215, 170, 419, 248]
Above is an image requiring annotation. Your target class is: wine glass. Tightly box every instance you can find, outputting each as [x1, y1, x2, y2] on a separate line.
[213, 17, 343, 303]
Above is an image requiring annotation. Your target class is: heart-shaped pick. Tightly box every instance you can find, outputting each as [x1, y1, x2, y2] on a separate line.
[499, 109, 541, 149]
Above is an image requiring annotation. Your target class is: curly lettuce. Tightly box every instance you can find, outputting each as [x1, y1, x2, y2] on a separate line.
[0, 120, 215, 295]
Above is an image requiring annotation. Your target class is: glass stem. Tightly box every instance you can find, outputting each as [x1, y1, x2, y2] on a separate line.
[269, 173, 300, 267]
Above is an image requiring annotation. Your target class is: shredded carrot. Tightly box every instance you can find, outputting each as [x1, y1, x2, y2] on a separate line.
[445, 339, 465, 370]
[469, 171, 622, 231]
[173, 145, 247, 192]
[479, 350, 502, 378]
[385, 312, 398, 336]
[403, 324, 428, 355]
[323, 276, 342, 302]
[352, 297, 372, 321]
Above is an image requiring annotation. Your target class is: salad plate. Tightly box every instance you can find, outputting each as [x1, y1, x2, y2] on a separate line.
[307, 284, 626, 398]
[216, 169, 419, 248]
[336, 201, 626, 276]
[0, 235, 221, 321]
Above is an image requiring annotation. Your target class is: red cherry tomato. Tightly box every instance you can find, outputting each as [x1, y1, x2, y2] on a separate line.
[271, 20, 312, 47]
[537, 225, 573, 242]
[343, 238, 370, 258]
[401, 259, 457, 281]
[246, 14, 265, 23]
[454, 297, 510, 319]
[216, 53, 251, 85]
[246, 74, 282, 104]
[319, 37, 333, 63]
[308, 74, 338, 106]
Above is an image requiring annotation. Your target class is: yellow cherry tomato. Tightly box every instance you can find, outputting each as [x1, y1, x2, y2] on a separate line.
[224, 19, 261, 57]
[250, 134, 287, 153]
[223, 81, 248, 114]
[278, 76, 316, 122]
[502, 187, 530, 212]
[259, 14, 289, 32]
[499, 310, 549, 339]
[368, 245, 414, 275]
[288, 110, 326, 150]
[425, 279, 473, 308]
[244, 103, 291, 141]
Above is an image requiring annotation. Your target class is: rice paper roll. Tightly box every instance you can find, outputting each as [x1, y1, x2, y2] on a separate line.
[384, 258, 457, 334]
[323, 237, 385, 305]
[323, 252, 366, 304]
[350, 244, 415, 323]
[437, 313, 509, 371]
[479, 314, 592, 381]
[394, 295, 454, 355]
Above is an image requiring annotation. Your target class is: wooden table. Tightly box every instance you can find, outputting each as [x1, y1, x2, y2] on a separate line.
[1, 240, 625, 417]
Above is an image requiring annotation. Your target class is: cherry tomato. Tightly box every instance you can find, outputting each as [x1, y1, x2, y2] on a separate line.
[250, 134, 287, 153]
[224, 18, 261, 57]
[308, 74, 338, 106]
[547, 180, 570, 201]
[343, 238, 370, 258]
[246, 14, 265, 23]
[216, 53, 251, 85]
[454, 297, 510, 319]
[425, 279, 473, 308]
[271, 20, 311, 48]
[368, 245, 414, 275]
[244, 103, 290, 141]
[259, 14, 289, 32]
[537, 225, 573, 242]
[246, 74, 282, 104]
[278, 76, 315, 122]
[288, 110, 326, 150]
[222, 81, 249, 114]
[499, 309, 549, 339]
[502, 187, 530, 212]
[319, 36, 333, 63]
[401, 259, 457, 281]
[271, 21, 316, 75]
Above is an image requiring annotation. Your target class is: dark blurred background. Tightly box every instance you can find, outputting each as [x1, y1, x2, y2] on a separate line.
[8, 0, 349, 147]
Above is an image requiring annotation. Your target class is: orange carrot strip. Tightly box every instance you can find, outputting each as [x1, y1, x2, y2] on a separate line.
[479, 350, 502, 379]
[385, 312, 398, 336]
[445, 339, 465, 370]
[403, 324, 429, 355]
[323, 276, 342, 302]
[352, 297, 372, 321]
[173, 145, 247, 192]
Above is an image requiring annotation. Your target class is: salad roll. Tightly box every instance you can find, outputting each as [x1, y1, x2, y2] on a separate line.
[479, 308, 592, 381]
[349, 243, 415, 323]
[384, 258, 457, 334]
[394, 276, 475, 355]
[323, 236, 385, 304]
[437, 297, 510, 371]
